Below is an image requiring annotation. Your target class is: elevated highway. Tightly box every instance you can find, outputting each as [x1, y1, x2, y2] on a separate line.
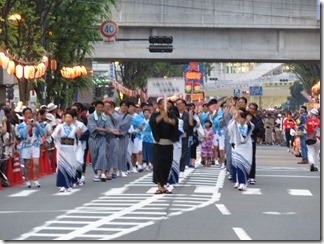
[89, 0, 320, 62]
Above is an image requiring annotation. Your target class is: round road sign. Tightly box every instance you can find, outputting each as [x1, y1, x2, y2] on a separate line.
[100, 20, 119, 38]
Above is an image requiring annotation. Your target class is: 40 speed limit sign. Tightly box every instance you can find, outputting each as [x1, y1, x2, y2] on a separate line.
[100, 20, 119, 38]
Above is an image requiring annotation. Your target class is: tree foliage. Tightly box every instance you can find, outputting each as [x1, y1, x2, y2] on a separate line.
[0, 0, 116, 107]
[288, 81, 307, 110]
[289, 63, 320, 94]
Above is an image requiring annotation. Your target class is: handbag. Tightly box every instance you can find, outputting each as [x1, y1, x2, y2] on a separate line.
[305, 130, 317, 145]
[296, 130, 304, 137]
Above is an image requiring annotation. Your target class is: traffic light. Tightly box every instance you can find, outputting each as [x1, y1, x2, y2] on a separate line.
[148, 36, 173, 53]
[6, 86, 14, 100]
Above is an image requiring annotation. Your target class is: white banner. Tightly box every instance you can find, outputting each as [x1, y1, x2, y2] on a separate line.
[147, 77, 184, 97]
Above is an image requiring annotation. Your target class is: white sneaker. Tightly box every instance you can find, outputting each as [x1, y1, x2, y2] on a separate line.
[234, 182, 239, 188]
[79, 175, 85, 185]
[67, 187, 72, 192]
[72, 183, 76, 188]
[220, 164, 226, 169]
[93, 175, 100, 182]
[185, 165, 189, 169]
[132, 167, 138, 173]
[137, 165, 143, 172]
[179, 172, 184, 178]
[238, 184, 247, 191]
[80, 175, 85, 182]
[59, 187, 66, 192]
[26, 181, 31, 188]
[34, 180, 41, 188]
[100, 173, 107, 182]
[121, 171, 128, 177]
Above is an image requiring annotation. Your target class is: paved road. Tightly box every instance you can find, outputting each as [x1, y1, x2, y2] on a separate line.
[0, 145, 320, 241]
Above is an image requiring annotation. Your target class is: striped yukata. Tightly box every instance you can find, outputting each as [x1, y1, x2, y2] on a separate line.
[228, 120, 254, 185]
[167, 118, 184, 186]
[87, 111, 108, 173]
[52, 123, 77, 189]
[117, 112, 132, 172]
[105, 111, 120, 170]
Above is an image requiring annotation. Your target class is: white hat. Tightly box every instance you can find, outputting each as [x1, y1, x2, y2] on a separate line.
[47, 102, 57, 112]
[156, 97, 164, 104]
[310, 108, 319, 116]
[40, 105, 48, 110]
[45, 113, 54, 122]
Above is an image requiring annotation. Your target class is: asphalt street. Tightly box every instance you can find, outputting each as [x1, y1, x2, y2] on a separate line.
[0, 145, 320, 241]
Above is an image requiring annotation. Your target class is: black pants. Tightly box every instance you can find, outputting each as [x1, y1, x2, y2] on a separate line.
[179, 137, 189, 172]
[285, 129, 294, 148]
[249, 141, 257, 179]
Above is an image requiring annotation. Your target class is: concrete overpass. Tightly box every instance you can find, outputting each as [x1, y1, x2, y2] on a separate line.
[89, 0, 320, 62]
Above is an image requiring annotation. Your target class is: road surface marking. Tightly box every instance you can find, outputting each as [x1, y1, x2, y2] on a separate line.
[258, 175, 319, 178]
[242, 188, 262, 195]
[288, 189, 313, 196]
[9, 190, 38, 197]
[53, 189, 80, 196]
[194, 186, 216, 193]
[215, 204, 231, 215]
[233, 227, 252, 240]
[263, 211, 296, 215]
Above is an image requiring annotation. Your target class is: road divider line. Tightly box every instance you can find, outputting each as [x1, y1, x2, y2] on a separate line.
[9, 190, 38, 197]
[233, 227, 252, 240]
[215, 204, 231, 215]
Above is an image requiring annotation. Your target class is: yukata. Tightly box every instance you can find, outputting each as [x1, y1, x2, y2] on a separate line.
[52, 123, 77, 188]
[149, 111, 179, 186]
[74, 119, 89, 183]
[105, 111, 120, 171]
[200, 128, 214, 158]
[87, 111, 108, 173]
[167, 118, 184, 186]
[228, 120, 254, 185]
[117, 112, 132, 172]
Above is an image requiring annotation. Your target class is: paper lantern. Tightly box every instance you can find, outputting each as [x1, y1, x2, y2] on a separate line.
[7, 61, 16, 75]
[2, 56, 9, 70]
[50, 59, 57, 71]
[16, 64, 23, 79]
[0, 52, 5, 67]
[24, 65, 30, 79]
[81, 66, 87, 76]
[24, 65, 35, 80]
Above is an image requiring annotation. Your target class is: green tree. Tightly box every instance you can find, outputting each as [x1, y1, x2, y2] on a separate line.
[289, 81, 307, 110]
[289, 63, 320, 94]
[0, 0, 116, 107]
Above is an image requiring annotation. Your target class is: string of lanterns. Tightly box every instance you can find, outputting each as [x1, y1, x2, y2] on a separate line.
[0, 49, 87, 80]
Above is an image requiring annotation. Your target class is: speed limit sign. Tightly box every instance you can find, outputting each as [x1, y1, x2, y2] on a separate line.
[100, 20, 119, 38]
